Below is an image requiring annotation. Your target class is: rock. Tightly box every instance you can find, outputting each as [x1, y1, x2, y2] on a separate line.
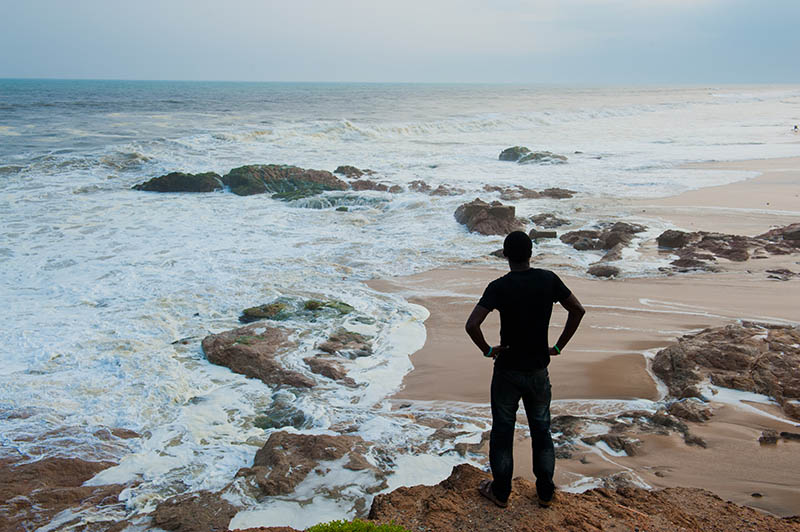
[304, 356, 357, 387]
[152, 490, 238, 532]
[498, 146, 531, 161]
[350, 179, 389, 192]
[757, 222, 800, 244]
[528, 229, 557, 240]
[781, 431, 800, 441]
[652, 323, 800, 417]
[766, 269, 797, 281]
[531, 213, 569, 228]
[668, 399, 713, 422]
[759, 429, 779, 445]
[0, 457, 126, 532]
[581, 434, 640, 456]
[318, 329, 373, 358]
[334, 165, 364, 178]
[484, 184, 541, 200]
[539, 186, 575, 198]
[519, 152, 568, 164]
[241, 432, 372, 496]
[598, 243, 625, 263]
[684, 433, 707, 448]
[430, 184, 464, 196]
[454, 198, 524, 236]
[587, 264, 620, 278]
[657, 229, 693, 249]
[201, 324, 316, 388]
[132, 172, 222, 192]
[221, 164, 347, 198]
[367, 463, 800, 532]
[562, 222, 646, 251]
[408, 180, 431, 193]
[239, 302, 290, 323]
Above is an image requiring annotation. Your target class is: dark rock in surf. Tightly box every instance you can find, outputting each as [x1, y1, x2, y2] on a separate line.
[454, 198, 525, 236]
[334, 165, 365, 178]
[132, 172, 222, 192]
[318, 329, 373, 359]
[529, 230, 557, 240]
[519, 151, 568, 164]
[304, 356, 357, 387]
[531, 213, 570, 228]
[222, 164, 347, 198]
[201, 324, 316, 389]
[498, 146, 531, 161]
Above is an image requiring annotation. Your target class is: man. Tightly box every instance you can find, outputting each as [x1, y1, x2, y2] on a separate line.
[465, 231, 585, 508]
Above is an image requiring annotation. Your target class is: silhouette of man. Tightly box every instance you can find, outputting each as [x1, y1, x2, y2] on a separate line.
[466, 231, 585, 508]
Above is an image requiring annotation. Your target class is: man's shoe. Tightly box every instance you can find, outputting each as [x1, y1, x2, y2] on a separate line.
[537, 490, 555, 508]
[478, 479, 509, 508]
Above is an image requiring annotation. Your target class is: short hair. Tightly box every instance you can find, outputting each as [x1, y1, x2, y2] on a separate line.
[503, 231, 532, 262]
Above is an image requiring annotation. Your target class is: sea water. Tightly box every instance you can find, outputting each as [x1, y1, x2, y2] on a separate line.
[2, 80, 800, 528]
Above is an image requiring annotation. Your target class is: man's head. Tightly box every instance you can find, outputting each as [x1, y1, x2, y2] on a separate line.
[503, 231, 532, 263]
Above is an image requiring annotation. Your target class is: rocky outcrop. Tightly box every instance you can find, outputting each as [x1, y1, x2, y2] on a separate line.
[222, 164, 347, 198]
[0, 457, 127, 532]
[201, 324, 316, 388]
[350, 179, 390, 192]
[484, 185, 576, 201]
[657, 224, 800, 271]
[454, 199, 525, 236]
[132, 172, 222, 192]
[652, 322, 800, 419]
[531, 213, 569, 228]
[668, 399, 713, 422]
[318, 329, 373, 359]
[152, 490, 238, 532]
[368, 463, 800, 532]
[236, 432, 377, 496]
[561, 222, 647, 251]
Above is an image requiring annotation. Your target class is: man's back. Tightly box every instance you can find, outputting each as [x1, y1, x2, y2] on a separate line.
[478, 268, 571, 371]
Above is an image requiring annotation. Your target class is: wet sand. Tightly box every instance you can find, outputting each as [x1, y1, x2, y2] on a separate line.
[367, 157, 800, 517]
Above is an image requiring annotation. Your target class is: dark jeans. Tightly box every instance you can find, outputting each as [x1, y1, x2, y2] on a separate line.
[489, 367, 555, 502]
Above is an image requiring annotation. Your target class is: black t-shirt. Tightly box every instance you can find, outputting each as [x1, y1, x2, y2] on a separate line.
[478, 268, 571, 371]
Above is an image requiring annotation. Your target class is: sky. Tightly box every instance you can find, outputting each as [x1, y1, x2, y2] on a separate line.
[1, 0, 798, 84]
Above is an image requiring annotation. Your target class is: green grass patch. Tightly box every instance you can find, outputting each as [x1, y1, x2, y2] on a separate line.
[307, 519, 411, 532]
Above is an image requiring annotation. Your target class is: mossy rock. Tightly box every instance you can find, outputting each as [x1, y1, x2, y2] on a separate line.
[221, 172, 266, 196]
[222, 164, 347, 199]
[337, 206, 349, 212]
[518, 151, 568, 164]
[498, 146, 531, 162]
[132, 171, 222, 192]
[254, 409, 307, 430]
[239, 302, 290, 323]
[303, 299, 354, 315]
[308, 519, 411, 532]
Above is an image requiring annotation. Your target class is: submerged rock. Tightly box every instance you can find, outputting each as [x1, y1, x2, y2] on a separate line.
[201, 324, 316, 389]
[132, 172, 222, 192]
[222, 164, 347, 198]
[304, 355, 357, 387]
[484, 184, 541, 200]
[518, 151, 568, 164]
[454, 198, 524, 236]
[531, 212, 570, 228]
[240, 302, 291, 323]
[318, 329, 373, 358]
[498, 146, 531, 161]
[237, 432, 377, 496]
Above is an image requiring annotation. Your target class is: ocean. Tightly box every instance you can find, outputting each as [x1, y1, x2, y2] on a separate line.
[1, 80, 799, 529]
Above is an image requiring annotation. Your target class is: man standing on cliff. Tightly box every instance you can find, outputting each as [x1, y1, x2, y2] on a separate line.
[465, 231, 585, 508]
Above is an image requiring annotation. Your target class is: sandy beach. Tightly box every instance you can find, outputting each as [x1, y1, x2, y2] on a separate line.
[369, 157, 800, 517]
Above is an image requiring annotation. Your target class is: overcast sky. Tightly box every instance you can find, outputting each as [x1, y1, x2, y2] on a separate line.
[1, 0, 798, 84]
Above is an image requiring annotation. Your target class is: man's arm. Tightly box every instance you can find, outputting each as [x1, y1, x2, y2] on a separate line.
[465, 304, 497, 357]
[550, 293, 585, 356]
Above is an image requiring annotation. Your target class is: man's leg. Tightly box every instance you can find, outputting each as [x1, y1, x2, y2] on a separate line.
[489, 368, 521, 502]
[521, 371, 555, 501]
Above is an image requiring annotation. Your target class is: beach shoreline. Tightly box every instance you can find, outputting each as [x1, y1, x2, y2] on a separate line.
[368, 156, 800, 517]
